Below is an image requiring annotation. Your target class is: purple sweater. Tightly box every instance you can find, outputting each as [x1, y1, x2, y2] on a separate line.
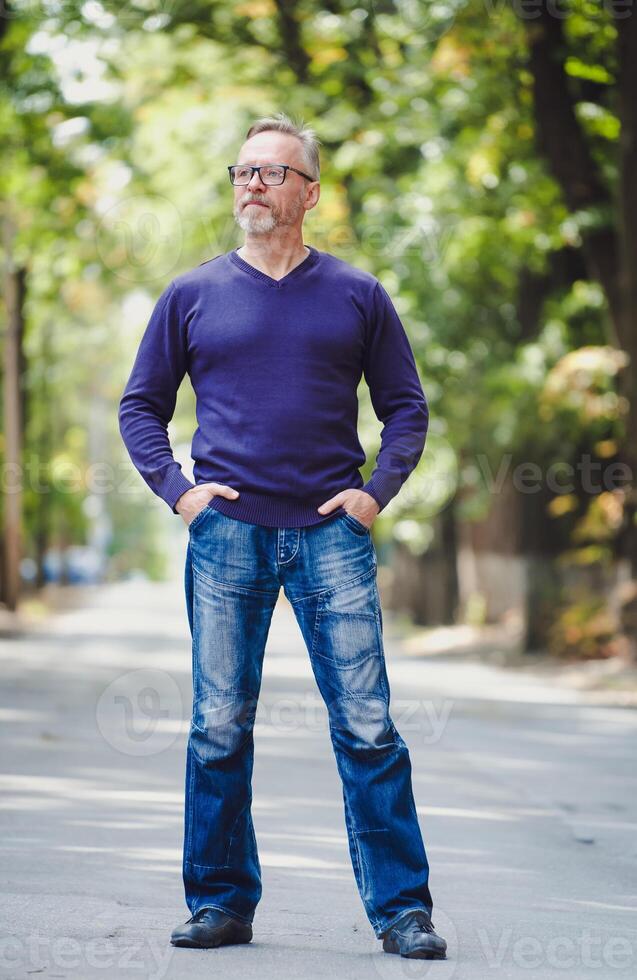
[118, 245, 428, 528]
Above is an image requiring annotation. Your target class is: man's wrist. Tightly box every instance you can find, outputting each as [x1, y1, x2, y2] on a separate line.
[161, 465, 195, 514]
[361, 482, 385, 513]
[175, 489, 191, 513]
[166, 472, 196, 514]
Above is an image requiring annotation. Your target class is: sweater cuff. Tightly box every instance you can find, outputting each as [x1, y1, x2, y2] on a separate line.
[163, 470, 197, 514]
[361, 471, 403, 513]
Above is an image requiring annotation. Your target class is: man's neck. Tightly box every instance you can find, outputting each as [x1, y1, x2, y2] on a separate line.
[237, 240, 310, 281]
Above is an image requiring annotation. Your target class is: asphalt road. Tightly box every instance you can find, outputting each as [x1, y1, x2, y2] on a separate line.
[1, 568, 636, 980]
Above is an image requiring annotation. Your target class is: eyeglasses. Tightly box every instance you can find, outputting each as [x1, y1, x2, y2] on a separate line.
[228, 163, 316, 186]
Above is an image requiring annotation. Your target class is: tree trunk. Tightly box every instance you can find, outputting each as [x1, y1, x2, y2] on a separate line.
[1, 217, 26, 610]
[524, 7, 637, 659]
[615, 11, 637, 658]
[617, 12, 637, 579]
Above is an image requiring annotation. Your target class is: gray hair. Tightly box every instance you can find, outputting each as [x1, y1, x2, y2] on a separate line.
[244, 112, 321, 181]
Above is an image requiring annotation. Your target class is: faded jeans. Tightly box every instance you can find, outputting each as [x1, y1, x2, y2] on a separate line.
[182, 503, 433, 938]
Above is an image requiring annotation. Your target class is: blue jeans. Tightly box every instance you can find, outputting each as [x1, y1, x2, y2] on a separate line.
[182, 504, 433, 938]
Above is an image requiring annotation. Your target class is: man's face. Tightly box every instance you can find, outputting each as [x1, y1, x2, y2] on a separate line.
[232, 131, 319, 236]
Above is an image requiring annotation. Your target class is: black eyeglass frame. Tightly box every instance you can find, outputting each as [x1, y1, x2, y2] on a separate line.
[227, 163, 317, 186]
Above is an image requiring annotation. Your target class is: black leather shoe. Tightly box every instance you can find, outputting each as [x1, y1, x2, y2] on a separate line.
[381, 909, 447, 959]
[170, 907, 253, 949]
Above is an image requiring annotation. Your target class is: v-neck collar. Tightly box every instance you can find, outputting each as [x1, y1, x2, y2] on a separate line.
[228, 244, 320, 288]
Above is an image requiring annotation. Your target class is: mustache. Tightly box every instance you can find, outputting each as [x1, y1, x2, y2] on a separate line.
[241, 197, 270, 207]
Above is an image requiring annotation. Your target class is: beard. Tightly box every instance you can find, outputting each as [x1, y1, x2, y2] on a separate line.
[233, 190, 306, 235]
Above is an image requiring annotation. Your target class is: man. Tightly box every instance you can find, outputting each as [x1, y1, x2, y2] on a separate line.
[118, 112, 447, 961]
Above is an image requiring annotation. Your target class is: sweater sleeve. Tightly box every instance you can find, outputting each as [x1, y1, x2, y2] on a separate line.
[118, 281, 196, 514]
[360, 280, 429, 512]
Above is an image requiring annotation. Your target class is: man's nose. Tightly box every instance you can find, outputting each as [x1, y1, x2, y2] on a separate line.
[247, 169, 266, 189]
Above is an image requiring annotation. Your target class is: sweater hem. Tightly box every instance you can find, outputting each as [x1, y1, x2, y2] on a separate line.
[208, 491, 348, 528]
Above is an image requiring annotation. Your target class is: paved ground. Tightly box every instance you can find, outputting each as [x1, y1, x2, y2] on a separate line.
[1, 561, 636, 979]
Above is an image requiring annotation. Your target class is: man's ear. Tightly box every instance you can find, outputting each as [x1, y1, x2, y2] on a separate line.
[306, 183, 320, 211]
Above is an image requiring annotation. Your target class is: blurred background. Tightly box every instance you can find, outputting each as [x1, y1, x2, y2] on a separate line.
[2, 0, 637, 668]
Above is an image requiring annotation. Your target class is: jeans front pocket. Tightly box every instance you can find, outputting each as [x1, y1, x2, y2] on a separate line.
[188, 500, 214, 532]
[340, 512, 370, 536]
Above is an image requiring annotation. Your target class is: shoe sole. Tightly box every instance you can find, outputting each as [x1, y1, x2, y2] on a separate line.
[170, 936, 252, 949]
[383, 938, 447, 959]
[171, 925, 253, 949]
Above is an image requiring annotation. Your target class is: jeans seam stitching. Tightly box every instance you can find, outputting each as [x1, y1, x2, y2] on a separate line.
[313, 649, 379, 670]
[184, 743, 196, 867]
[310, 564, 377, 602]
[192, 686, 256, 708]
[311, 596, 323, 660]
[276, 529, 301, 565]
[374, 585, 389, 702]
[191, 561, 279, 597]
[187, 860, 232, 870]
